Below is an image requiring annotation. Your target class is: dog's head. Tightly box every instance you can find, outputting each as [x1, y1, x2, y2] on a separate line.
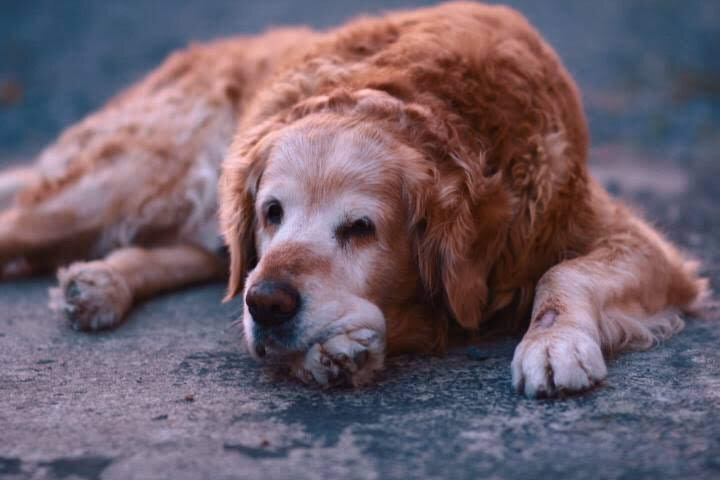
[220, 89, 513, 359]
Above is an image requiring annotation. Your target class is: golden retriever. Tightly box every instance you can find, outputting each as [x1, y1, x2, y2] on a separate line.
[0, 2, 708, 396]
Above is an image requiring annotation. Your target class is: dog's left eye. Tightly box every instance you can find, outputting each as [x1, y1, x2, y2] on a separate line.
[336, 217, 375, 245]
[265, 200, 283, 225]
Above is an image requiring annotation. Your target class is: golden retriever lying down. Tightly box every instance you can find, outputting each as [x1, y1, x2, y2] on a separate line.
[0, 2, 708, 396]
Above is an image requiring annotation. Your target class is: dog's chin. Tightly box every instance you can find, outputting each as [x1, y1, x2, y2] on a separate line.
[245, 333, 307, 364]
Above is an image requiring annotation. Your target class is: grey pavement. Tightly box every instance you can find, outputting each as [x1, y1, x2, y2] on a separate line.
[1, 1, 719, 479]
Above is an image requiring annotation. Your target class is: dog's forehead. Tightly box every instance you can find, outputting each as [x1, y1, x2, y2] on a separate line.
[260, 123, 398, 202]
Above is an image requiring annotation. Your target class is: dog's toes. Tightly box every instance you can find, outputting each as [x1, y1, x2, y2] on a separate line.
[49, 262, 133, 331]
[292, 344, 340, 387]
[511, 328, 607, 398]
[291, 328, 385, 388]
[323, 328, 384, 387]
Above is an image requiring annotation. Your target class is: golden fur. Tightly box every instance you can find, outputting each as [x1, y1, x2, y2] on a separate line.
[0, 3, 708, 396]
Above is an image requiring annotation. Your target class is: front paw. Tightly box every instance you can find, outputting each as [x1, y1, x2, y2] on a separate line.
[49, 262, 133, 331]
[511, 327, 607, 397]
[292, 329, 384, 387]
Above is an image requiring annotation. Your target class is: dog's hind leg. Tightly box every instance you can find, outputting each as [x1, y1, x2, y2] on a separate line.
[50, 244, 225, 331]
[0, 203, 103, 278]
[0, 166, 41, 275]
[0, 166, 35, 210]
[0, 161, 129, 277]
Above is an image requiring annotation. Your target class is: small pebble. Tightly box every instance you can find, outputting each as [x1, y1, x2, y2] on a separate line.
[466, 347, 490, 361]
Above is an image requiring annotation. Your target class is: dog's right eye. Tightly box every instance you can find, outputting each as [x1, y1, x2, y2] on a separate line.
[265, 200, 283, 225]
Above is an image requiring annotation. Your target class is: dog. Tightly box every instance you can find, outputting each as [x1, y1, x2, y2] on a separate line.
[0, 2, 708, 396]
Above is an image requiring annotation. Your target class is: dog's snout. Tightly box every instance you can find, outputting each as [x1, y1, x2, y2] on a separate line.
[246, 280, 300, 326]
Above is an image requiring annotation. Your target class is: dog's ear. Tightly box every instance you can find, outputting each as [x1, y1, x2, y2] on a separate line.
[408, 154, 514, 330]
[219, 126, 278, 301]
[315, 87, 516, 329]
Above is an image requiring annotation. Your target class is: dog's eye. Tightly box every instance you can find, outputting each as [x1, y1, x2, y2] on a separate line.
[265, 200, 283, 225]
[336, 216, 375, 245]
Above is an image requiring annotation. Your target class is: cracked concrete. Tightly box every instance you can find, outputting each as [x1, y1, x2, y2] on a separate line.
[1, 1, 719, 479]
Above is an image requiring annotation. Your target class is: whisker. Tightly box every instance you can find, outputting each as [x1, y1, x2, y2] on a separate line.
[223, 312, 246, 336]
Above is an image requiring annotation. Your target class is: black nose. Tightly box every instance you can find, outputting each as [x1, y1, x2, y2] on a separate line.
[245, 280, 300, 326]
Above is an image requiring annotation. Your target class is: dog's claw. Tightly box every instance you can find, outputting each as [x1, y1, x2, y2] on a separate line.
[65, 281, 82, 301]
[320, 354, 333, 368]
[353, 349, 369, 368]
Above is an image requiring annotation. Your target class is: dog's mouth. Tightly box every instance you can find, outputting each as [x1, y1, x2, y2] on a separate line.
[252, 338, 286, 359]
[250, 318, 305, 355]
[248, 317, 339, 363]
[247, 324, 309, 363]
[247, 339, 306, 368]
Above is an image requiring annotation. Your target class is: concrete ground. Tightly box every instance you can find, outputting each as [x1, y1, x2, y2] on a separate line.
[1, 1, 719, 479]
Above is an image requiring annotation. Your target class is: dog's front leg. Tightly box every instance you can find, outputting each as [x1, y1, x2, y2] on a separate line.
[291, 298, 386, 388]
[50, 245, 225, 330]
[511, 228, 706, 398]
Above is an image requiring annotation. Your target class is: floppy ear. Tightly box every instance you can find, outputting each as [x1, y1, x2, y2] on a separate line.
[410, 154, 514, 330]
[323, 88, 517, 329]
[219, 127, 278, 301]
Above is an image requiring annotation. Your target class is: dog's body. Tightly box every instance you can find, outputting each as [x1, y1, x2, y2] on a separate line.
[0, 2, 707, 396]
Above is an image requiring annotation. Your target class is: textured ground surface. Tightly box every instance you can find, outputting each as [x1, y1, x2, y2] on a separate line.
[1, 1, 719, 479]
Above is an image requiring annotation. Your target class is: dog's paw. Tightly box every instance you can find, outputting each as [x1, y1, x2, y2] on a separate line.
[49, 262, 133, 331]
[291, 329, 385, 387]
[511, 327, 607, 398]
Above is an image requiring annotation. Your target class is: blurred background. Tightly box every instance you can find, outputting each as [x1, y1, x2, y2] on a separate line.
[1, 1, 718, 157]
[1, 0, 718, 255]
